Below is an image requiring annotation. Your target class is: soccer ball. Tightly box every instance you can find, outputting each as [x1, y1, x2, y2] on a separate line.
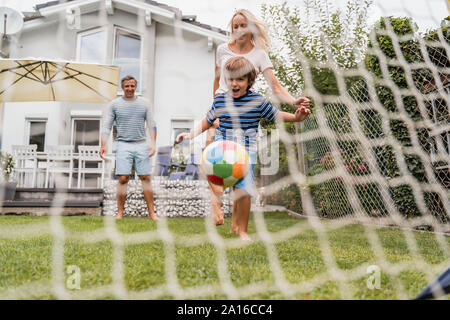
[201, 140, 250, 188]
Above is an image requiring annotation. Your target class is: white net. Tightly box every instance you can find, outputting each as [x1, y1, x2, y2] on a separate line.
[0, 0, 449, 301]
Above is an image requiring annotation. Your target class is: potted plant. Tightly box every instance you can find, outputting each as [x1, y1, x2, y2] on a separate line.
[0, 151, 16, 201]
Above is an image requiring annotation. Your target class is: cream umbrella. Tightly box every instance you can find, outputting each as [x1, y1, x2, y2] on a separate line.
[0, 59, 120, 102]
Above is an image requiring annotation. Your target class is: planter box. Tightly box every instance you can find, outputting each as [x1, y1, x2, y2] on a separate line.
[1, 182, 17, 201]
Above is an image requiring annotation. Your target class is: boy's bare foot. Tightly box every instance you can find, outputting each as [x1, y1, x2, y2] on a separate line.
[230, 226, 239, 234]
[212, 202, 224, 226]
[116, 213, 123, 220]
[148, 213, 159, 221]
[238, 233, 252, 242]
[214, 215, 224, 226]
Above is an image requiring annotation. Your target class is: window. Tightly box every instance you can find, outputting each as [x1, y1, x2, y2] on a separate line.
[77, 28, 107, 63]
[71, 118, 101, 152]
[171, 120, 193, 146]
[171, 120, 193, 163]
[26, 120, 47, 152]
[114, 27, 142, 92]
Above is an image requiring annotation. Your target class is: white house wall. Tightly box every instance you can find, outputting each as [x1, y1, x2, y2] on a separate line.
[153, 23, 215, 147]
[1, 7, 221, 155]
[2, 102, 62, 153]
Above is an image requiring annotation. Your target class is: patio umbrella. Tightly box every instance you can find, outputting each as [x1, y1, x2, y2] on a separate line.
[415, 267, 450, 299]
[0, 59, 120, 103]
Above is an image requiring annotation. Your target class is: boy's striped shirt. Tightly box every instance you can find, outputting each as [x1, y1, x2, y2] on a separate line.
[206, 91, 279, 151]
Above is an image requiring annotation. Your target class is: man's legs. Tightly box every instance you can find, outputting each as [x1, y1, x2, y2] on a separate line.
[116, 175, 130, 219]
[139, 175, 159, 221]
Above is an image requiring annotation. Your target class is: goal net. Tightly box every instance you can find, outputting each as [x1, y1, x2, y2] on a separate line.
[0, 0, 448, 300]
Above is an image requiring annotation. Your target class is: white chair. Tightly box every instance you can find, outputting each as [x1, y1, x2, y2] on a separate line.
[11, 144, 38, 187]
[45, 145, 74, 189]
[77, 145, 105, 188]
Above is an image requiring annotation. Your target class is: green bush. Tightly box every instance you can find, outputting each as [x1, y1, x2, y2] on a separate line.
[365, 17, 449, 220]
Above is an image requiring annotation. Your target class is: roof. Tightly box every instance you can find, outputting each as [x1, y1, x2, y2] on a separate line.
[32, 0, 228, 36]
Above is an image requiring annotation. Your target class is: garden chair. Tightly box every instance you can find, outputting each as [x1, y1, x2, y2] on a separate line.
[11, 144, 39, 187]
[45, 145, 74, 188]
[77, 145, 105, 188]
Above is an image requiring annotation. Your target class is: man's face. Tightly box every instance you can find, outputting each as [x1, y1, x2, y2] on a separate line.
[226, 75, 249, 98]
[122, 79, 137, 99]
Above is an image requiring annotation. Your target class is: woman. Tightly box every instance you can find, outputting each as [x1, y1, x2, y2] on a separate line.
[179, 9, 310, 228]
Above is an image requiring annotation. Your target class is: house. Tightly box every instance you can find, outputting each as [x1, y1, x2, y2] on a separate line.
[0, 0, 228, 187]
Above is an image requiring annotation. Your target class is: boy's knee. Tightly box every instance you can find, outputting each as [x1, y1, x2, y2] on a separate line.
[209, 183, 223, 197]
[232, 188, 250, 201]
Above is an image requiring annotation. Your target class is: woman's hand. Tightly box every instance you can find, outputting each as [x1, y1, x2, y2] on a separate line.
[176, 132, 191, 143]
[294, 105, 311, 122]
[293, 96, 310, 109]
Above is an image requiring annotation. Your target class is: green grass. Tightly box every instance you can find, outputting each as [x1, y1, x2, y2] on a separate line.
[0, 212, 449, 300]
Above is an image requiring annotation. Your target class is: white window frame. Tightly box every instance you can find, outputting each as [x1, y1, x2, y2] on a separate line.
[171, 119, 194, 143]
[25, 117, 48, 152]
[70, 116, 102, 151]
[76, 27, 108, 63]
[113, 26, 144, 95]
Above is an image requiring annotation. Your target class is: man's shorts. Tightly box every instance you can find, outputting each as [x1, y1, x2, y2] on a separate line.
[115, 141, 151, 176]
[234, 152, 257, 197]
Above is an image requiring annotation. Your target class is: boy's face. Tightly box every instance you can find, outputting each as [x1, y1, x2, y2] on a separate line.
[226, 75, 249, 98]
[122, 79, 137, 99]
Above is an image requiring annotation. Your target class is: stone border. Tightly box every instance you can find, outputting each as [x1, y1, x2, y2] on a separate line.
[103, 178, 232, 218]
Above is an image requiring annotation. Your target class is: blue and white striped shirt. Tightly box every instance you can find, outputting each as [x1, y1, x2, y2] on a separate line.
[206, 91, 279, 152]
[102, 96, 157, 142]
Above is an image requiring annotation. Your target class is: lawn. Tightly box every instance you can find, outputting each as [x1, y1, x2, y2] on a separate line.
[0, 211, 449, 300]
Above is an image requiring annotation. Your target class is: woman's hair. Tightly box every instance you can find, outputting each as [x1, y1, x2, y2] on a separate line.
[229, 9, 270, 52]
[224, 56, 257, 89]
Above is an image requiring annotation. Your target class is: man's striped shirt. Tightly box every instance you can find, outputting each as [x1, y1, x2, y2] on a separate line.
[206, 91, 279, 151]
[102, 96, 157, 142]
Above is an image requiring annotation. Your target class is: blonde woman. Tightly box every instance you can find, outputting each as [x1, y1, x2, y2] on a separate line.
[177, 9, 310, 228]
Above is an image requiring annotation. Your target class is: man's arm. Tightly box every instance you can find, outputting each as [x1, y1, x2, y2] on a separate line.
[148, 129, 157, 157]
[145, 102, 158, 157]
[100, 103, 115, 160]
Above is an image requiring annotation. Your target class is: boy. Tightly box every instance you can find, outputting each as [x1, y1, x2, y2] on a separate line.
[176, 57, 310, 240]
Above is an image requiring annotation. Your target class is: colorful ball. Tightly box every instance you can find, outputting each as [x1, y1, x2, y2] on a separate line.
[200, 140, 250, 188]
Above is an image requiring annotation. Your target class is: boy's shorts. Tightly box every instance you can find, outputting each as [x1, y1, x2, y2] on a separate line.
[234, 152, 257, 197]
[115, 141, 151, 176]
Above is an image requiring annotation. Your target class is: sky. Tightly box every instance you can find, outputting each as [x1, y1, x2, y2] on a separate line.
[0, 0, 448, 33]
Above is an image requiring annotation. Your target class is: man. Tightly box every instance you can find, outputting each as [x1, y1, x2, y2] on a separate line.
[100, 75, 158, 220]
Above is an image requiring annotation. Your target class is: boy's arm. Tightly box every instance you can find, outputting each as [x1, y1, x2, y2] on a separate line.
[276, 106, 311, 123]
[176, 119, 212, 143]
